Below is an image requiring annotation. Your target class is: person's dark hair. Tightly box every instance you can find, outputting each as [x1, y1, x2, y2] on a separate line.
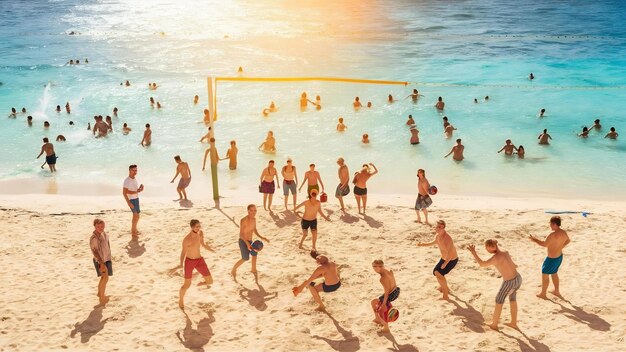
[230, 140, 236, 145]
[145, 123, 150, 128]
[310, 163, 315, 167]
[408, 114, 412, 119]
[355, 96, 360, 101]
[123, 123, 127, 127]
[269, 160, 274, 164]
[518, 145, 524, 150]
[544, 129, 547, 133]
[129, 164, 137, 170]
[417, 168, 425, 177]
[582, 127, 588, 132]
[506, 139, 511, 143]
[550, 216, 561, 227]
[541, 108, 545, 113]
[437, 220, 446, 227]
[610, 127, 616, 132]
[93, 218, 104, 226]
[174, 155, 181, 161]
[190, 219, 200, 227]
[443, 116, 448, 121]
[485, 239, 498, 247]
[594, 119, 600, 123]
[247, 204, 255, 210]
[438, 96, 442, 101]
[27, 116, 32, 120]
[43, 137, 49, 142]
[456, 138, 461, 143]
[310, 250, 320, 259]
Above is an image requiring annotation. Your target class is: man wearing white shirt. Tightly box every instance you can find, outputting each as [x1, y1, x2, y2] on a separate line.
[123, 164, 144, 237]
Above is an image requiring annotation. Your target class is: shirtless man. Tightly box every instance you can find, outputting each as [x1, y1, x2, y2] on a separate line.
[123, 164, 144, 237]
[221, 140, 238, 170]
[295, 190, 331, 251]
[299, 164, 325, 196]
[260, 160, 280, 211]
[259, 131, 276, 153]
[336, 117, 347, 132]
[122, 123, 132, 134]
[417, 220, 458, 301]
[65, 102, 71, 113]
[406, 89, 422, 102]
[90, 218, 112, 306]
[529, 216, 570, 299]
[300, 92, 309, 110]
[497, 139, 517, 155]
[604, 127, 619, 139]
[199, 127, 212, 143]
[281, 158, 298, 210]
[435, 96, 445, 110]
[590, 119, 601, 130]
[445, 139, 465, 161]
[193, 95, 199, 105]
[406, 114, 416, 126]
[93, 116, 108, 137]
[178, 219, 215, 309]
[293, 252, 340, 311]
[335, 158, 350, 212]
[171, 155, 192, 201]
[353, 96, 363, 109]
[202, 138, 220, 171]
[444, 123, 457, 138]
[538, 129, 552, 145]
[387, 94, 394, 103]
[353, 163, 378, 214]
[231, 204, 271, 280]
[468, 239, 522, 331]
[36, 138, 57, 172]
[414, 169, 432, 225]
[371, 259, 400, 333]
[140, 123, 152, 146]
[539, 108, 546, 117]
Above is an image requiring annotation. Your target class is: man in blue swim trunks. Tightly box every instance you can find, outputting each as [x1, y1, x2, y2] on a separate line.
[529, 216, 570, 299]
[292, 251, 340, 311]
[417, 220, 458, 301]
[231, 204, 270, 281]
[123, 164, 144, 237]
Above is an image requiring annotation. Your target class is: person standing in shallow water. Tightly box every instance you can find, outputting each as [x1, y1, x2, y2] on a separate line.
[178, 219, 214, 309]
[538, 129, 552, 145]
[36, 137, 57, 172]
[497, 139, 517, 155]
[435, 96, 445, 110]
[529, 216, 570, 299]
[221, 140, 238, 170]
[468, 239, 522, 331]
[90, 218, 112, 306]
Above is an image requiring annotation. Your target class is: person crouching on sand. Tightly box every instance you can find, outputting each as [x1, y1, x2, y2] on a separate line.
[293, 251, 340, 311]
[371, 259, 399, 333]
[468, 239, 522, 331]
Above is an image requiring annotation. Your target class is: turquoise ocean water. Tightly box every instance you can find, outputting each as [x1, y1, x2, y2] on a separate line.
[1, 0, 625, 200]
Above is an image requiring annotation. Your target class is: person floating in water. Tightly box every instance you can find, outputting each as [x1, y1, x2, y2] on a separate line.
[529, 73, 535, 80]
[36, 137, 57, 172]
[497, 139, 518, 155]
[417, 220, 458, 301]
[178, 219, 214, 309]
[538, 129, 552, 145]
[292, 251, 340, 312]
[529, 216, 570, 299]
[370, 259, 399, 333]
[444, 138, 464, 161]
[604, 127, 618, 139]
[468, 239, 522, 331]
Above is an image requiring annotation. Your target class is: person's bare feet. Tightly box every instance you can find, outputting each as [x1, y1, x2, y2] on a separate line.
[440, 296, 450, 301]
[536, 293, 548, 299]
[415, 219, 422, 223]
[230, 268, 238, 281]
[550, 290, 563, 298]
[315, 306, 326, 312]
[98, 295, 110, 305]
[372, 319, 383, 325]
[504, 322, 519, 330]
[425, 221, 432, 226]
[380, 326, 390, 333]
[486, 322, 499, 331]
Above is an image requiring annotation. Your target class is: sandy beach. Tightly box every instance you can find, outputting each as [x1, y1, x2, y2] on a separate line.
[1, 193, 624, 351]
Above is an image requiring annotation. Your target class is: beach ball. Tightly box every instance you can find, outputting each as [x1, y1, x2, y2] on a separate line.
[387, 308, 399, 322]
[252, 240, 264, 251]
[428, 185, 438, 195]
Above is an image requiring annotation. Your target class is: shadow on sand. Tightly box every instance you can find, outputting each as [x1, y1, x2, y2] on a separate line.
[239, 275, 278, 311]
[311, 311, 360, 352]
[449, 294, 485, 333]
[69, 306, 110, 343]
[268, 210, 299, 228]
[361, 214, 383, 229]
[179, 199, 194, 208]
[550, 299, 611, 331]
[176, 310, 215, 352]
[499, 329, 551, 352]
[379, 331, 419, 351]
[125, 237, 146, 258]
[214, 199, 240, 228]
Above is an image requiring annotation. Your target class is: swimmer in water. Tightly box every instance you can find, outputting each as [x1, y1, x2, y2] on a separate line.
[406, 89, 423, 102]
[410, 126, 419, 145]
[140, 123, 152, 146]
[516, 145, 525, 159]
[259, 131, 276, 153]
[123, 123, 132, 135]
[113, 107, 118, 117]
[353, 97, 363, 109]
[65, 102, 71, 113]
[221, 140, 238, 170]
[387, 94, 394, 103]
[578, 127, 589, 138]
[150, 97, 155, 107]
[591, 119, 601, 130]
[445, 139, 465, 161]
[9, 107, 17, 118]
[193, 95, 199, 105]
[156, 102, 162, 109]
[406, 114, 415, 126]
[307, 96, 321, 110]
[262, 102, 278, 116]
[300, 92, 309, 110]
[497, 139, 518, 156]
[604, 127, 618, 139]
[56, 105, 61, 113]
[56, 135, 66, 142]
[444, 123, 457, 138]
[435, 96, 445, 110]
[336, 117, 347, 132]
[474, 98, 478, 103]
[539, 108, 546, 117]
[484, 96, 489, 101]
[538, 129, 552, 145]
[44, 121, 50, 128]
[27, 116, 32, 126]
[367, 101, 372, 108]
[362, 134, 370, 144]
[529, 73, 535, 80]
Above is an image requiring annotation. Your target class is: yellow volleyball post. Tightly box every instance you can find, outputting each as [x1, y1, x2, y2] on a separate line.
[207, 76, 219, 201]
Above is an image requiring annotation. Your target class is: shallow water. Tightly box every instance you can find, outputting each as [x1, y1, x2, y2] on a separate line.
[1, 0, 625, 200]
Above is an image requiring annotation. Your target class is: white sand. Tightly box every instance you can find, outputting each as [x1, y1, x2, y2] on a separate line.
[0, 193, 624, 351]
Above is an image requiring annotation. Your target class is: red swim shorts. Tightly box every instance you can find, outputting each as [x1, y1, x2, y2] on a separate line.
[184, 257, 211, 279]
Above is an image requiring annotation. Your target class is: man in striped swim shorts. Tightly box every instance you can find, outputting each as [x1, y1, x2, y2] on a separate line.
[468, 239, 522, 331]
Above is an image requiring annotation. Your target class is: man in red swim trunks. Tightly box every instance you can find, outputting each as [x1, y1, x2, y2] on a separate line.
[178, 219, 215, 309]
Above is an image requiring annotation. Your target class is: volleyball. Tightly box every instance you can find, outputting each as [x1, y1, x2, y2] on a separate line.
[387, 308, 399, 322]
[428, 185, 438, 195]
[252, 240, 264, 251]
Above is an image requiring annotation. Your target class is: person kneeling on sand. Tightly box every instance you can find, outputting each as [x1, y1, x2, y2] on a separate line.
[293, 251, 341, 311]
[178, 219, 215, 309]
[371, 259, 399, 333]
[468, 239, 522, 331]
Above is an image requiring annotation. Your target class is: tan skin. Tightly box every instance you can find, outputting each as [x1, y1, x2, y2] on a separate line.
[259, 132, 276, 153]
[299, 166, 325, 194]
[295, 192, 330, 251]
[353, 164, 378, 214]
[122, 167, 144, 236]
[417, 223, 458, 300]
[370, 264, 397, 332]
[281, 161, 298, 210]
[171, 159, 191, 201]
[221, 142, 238, 170]
[231, 206, 270, 280]
[178, 223, 215, 309]
[293, 256, 340, 311]
[445, 141, 464, 161]
[202, 140, 220, 171]
[91, 221, 109, 305]
[538, 132, 552, 145]
[497, 140, 518, 155]
[529, 221, 570, 299]
[140, 126, 151, 146]
[468, 243, 519, 331]
[336, 159, 349, 211]
[415, 171, 431, 225]
[260, 162, 280, 211]
[36, 141, 56, 172]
